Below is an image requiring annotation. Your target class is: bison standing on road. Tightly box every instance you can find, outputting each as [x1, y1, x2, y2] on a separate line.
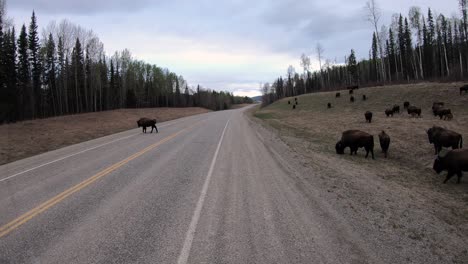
[137, 118, 158, 133]
[407, 106, 421, 117]
[378, 131, 390, 158]
[335, 130, 375, 159]
[433, 149, 468, 184]
[403, 101, 410, 109]
[460, 85, 468, 95]
[364, 111, 373, 123]
[427, 126, 463, 155]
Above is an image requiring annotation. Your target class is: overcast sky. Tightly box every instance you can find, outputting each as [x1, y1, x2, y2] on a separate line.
[8, 0, 460, 97]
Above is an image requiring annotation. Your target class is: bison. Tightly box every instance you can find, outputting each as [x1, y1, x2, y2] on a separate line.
[385, 109, 394, 117]
[403, 101, 410, 109]
[288, 100, 291, 105]
[427, 126, 463, 155]
[336, 92, 341, 98]
[432, 102, 444, 116]
[446, 113, 453, 120]
[137, 118, 158, 133]
[350, 96, 355, 102]
[460, 85, 468, 95]
[349, 89, 354, 95]
[364, 111, 373, 123]
[293, 104, 296, 109]
[433, 149, 468, 184]
[378, 131, 390, 158]
[435, 108, 452, 120]
[407, 106, 421, 117]
[392, 105, 400, 113]
[362, 94, 367, 101]
[335, 130, 375, 159]
[327, 103, 332, 108]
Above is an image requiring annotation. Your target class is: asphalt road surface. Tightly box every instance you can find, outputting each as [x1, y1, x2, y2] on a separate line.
[0, 107, 379, 264]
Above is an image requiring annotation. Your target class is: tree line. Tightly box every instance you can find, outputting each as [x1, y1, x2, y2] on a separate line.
[262, 0, 468, 105]
[0, 2, 252, 123]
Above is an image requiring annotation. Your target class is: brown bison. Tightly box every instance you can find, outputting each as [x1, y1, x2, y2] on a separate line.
[335, 130, 375, 159]
[433, 149, 468, 184]
[392, 105, 400, 113]
[362, 94, 367, 101]
[292, 104, 296, 109]
[446, 113, 453, 120]
[385, 109, 394, 117]
[427, 126, 463, 155]
[350, 96, 355, 102]
[407, 106, 421, 117]
[435, 108, 452, 120]
[336, 92, 341, 98]
[432, 102, 444, 116]
[349, 89, 354, 95]
[403, 101, 410, 109]
[364, 111, 373, 123]
[327, 103, 332, 108]
[378, 131, 390, 158]
[288, 100, 291, 104]
[137, 118, 158, 133]
[460, 85, 468, 95]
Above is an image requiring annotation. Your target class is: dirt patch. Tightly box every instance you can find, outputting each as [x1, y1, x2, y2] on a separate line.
[251, 82, 468, 263]
[0, 107, 210, 165]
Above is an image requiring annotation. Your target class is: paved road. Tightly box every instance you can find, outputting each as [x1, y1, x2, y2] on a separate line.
[0, 107, 377, 264]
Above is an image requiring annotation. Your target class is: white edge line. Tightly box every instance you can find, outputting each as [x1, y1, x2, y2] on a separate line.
[0, 120, 181, 182]
[177, 118, 231, 264]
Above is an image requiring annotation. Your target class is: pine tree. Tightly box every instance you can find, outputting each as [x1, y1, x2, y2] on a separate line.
[28, 11, 41, 118]
[4, 28, 18, 121]
[404, 17, 414, 79]
[44, 33, 57, 116]
[347, 49, 358, 84]
[71, 38, 84, 113]
[17, 24, 32, 120]
[398, 14, 406, 77]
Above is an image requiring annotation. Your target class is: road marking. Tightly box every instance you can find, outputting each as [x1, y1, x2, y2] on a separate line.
[0, 122, 199, 238]
[0, 120, 184, 183]
[177, 118, 230, 264]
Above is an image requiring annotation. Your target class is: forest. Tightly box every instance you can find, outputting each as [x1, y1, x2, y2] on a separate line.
[262, 0, 468, 105]
[0, 1, 252, 124]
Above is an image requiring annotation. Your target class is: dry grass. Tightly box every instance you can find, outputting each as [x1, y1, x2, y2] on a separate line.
[254, 82, 468, 262]
[0, 107, 211, 165]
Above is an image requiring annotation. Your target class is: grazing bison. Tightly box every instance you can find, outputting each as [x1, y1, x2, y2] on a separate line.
[349, 89, 354, 95]
[364, 111, 373, 123]
[137, 118, 158, 133]
[407, 106, 421, 117]
[433, 149, 468, 184]
[350, 96, 355, 102]
[435, 108, 452, 120]
[327, 103, 332, 108]
[460, 85, 468, 95]
[427, 126, 463, 155]
[403, 101, 410, 109]
[392, 105, 400, 113]
[378, 131, 390, 158]
[385, 109, 394, 117]
[336, 92, 341, 98]
[362, 94, 367, 101]
[335, 130, 375, 159]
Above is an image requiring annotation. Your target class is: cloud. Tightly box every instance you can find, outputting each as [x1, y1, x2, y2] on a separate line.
[9, 0, 153, 14]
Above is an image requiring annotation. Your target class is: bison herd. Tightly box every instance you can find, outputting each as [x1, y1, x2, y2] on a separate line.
[329, 84, 467, 184]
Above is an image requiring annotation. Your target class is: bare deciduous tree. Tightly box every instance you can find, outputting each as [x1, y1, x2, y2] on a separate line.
[365, 0, 386, 82]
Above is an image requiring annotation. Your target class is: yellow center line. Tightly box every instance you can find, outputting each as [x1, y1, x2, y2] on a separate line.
[0, 121, 202, 238]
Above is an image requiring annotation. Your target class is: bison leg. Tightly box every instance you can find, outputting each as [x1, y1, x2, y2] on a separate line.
[443, 171, 455, 184]
[154, 125, 158, 133]
[457, 172, 463, 184]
